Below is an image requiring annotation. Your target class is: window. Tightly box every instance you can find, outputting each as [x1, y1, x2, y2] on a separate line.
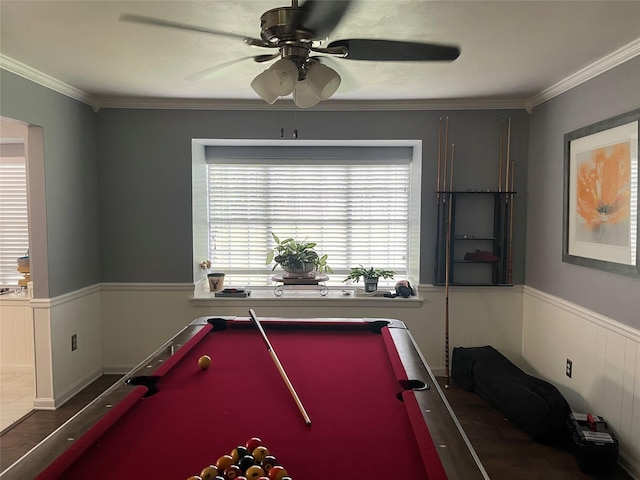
[0, 148, 29, 287]
[200, 142, 421, 287]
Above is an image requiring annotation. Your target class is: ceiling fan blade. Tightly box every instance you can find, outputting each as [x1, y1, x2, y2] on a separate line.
[119, 13, 267, 46]
[296, 1, 352, 38]
[185, 56, 260, 82]
[327, 39, 460, 62]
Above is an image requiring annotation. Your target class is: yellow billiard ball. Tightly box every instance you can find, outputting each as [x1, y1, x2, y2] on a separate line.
[245, 465, 266, 479]
[200, 465, 219, 480]
[198, 355, 212, 370]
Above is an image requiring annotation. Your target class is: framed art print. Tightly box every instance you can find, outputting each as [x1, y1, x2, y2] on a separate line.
[563, 108, 639, 277]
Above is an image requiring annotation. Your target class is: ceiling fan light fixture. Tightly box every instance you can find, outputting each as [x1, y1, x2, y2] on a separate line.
[264, 58, 299, 96]
[306, 62, 341, 100]
[293, 79, 321, 108]
[250, 71, 279, 104]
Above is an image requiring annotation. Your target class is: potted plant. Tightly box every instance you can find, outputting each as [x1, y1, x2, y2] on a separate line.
[343, 265, 395, 292]
[266, 233, 332, 276]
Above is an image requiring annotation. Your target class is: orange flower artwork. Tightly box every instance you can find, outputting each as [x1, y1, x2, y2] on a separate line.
[576, 142, 631, 241]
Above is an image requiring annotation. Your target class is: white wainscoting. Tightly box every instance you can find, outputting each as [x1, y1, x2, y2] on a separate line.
[0, 297, 34, 372]
[99, 283, 524, 377]
[523, 286, 640, 479]
[29, 284, 103, 409]
[10, 282, 639, 477]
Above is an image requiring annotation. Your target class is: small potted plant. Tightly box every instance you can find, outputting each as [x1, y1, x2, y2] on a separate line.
[266, 232, 332, 276]
[343, 265, 395, 292]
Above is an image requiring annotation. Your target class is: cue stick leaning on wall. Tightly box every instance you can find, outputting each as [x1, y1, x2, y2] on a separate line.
[248, 309, 312, 425]
[444, 144, 454, 388]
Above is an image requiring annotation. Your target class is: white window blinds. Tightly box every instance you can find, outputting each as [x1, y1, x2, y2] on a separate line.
[206, 151, 412, 286]
[0, 154, 29, 286]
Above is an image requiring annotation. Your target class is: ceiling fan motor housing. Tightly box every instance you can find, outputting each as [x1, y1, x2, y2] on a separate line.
[260, 7, 315, 44]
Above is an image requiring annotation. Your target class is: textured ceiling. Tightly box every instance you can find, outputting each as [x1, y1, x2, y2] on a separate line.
[1, 1, 639, 106]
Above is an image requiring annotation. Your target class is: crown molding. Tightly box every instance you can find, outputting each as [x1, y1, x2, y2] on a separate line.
[525, 38, 640, 112]
[0, 54, 99, 109]
[3, 38, 639, 113]
[94, 96, 528, 111]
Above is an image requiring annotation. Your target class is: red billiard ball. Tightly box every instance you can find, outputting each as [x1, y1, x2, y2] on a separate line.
[224, 465, 242, 479]
[261, 455, 277, 472]
[198, 355, 212, 369]
[268, 466, 288, 480]
[245, 437, 262, 452]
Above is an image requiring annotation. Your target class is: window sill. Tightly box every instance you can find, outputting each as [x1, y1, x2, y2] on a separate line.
[189, 286, 424, 307]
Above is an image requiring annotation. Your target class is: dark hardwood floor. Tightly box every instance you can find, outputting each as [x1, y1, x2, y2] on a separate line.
[0, 375, 634, 479]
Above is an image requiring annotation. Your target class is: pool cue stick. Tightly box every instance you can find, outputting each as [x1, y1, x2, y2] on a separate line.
[444, 144, 454, 388]
[248, 309, 311, 425]
[498, 118, 504, 191]
[505, 118, 511, 194]
[435, 118, 444, 282]
[507, 161, 515, 284]
[444, 117, 449, 188]
[436, 117, 443, 198]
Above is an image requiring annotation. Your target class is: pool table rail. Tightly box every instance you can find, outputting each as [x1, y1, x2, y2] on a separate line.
[0, 316, 489, 480]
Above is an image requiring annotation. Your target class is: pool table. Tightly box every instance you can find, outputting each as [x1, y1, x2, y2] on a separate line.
[2, 315, 487, 480]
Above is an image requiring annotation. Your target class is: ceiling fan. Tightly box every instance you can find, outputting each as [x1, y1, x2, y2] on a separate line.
[120, 0, 460, 107]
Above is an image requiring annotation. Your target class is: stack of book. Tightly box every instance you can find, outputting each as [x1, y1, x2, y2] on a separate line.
[214, 287, 251, 298]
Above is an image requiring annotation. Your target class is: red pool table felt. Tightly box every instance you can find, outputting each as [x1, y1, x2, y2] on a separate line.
[39, 319, 446, 480]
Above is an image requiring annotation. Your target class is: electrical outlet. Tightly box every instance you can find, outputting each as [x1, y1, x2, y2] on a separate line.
[71, 334, 77, 351]
[566, 358, 572, 378]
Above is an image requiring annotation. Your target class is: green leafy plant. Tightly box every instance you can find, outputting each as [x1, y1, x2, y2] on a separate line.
[266, 233, 332, 274]
[342, 265, 395, 283]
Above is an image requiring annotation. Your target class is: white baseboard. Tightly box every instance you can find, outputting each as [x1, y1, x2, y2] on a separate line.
[34, 367, 103, 410]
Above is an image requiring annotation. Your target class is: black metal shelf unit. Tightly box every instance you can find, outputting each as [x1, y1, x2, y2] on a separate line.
[434, 191, 515, 286]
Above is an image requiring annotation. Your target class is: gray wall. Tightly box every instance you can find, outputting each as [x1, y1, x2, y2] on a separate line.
[4, 57, 639, 330]
[0, 70, 101, 298]
[527, 57, 640, 328]
[95, 108, 529, 285]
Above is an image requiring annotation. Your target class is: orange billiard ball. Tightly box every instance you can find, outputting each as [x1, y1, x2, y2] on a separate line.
[215, 454, 234, 472]
[197, 355, 212, 370]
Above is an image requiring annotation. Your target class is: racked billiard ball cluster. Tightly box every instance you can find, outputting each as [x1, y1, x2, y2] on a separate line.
[186, 437, 292, 480]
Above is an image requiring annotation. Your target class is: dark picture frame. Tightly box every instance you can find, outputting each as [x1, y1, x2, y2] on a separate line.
[563, 109, 640, 278]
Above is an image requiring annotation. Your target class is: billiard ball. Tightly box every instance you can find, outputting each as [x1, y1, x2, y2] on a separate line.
[244, 465, 265, 479]
[231, 446, 249, 462]
[198, 355, 212, 369]
[251, 446, 269, 463]
[238, 455, 255, 471]
[200, 465, 219, 480]
[267, 466, 288, 480]
[245, 437, 262, 452]
[224, 465, 242, 479]
[215, 454, 234, 472]
[186, 476, 202, 480]
[261, 456, 277, 472]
